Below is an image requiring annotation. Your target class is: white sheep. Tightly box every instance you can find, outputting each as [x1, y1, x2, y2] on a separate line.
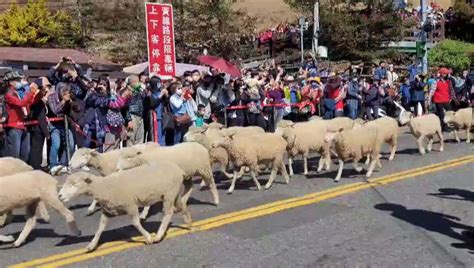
[183, 128, 233, 179]
[116, 142, 219, 218]
[58, 162, 190, 252]
[0, 170, 80, 247]
[212, 133, 290, 193]
[280, 122, 331, 176]
[356, 117, 400, 161]
[444, 107, 473, 143]
[69, 142, 160, 175]
[0, 158, 49, 227]
[399, 112, 444, 155]
[324, 125, 382, 182]
[69, 142, 160, 214]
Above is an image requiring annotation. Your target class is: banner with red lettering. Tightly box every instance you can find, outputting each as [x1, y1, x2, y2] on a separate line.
[145, 3, 176, 79]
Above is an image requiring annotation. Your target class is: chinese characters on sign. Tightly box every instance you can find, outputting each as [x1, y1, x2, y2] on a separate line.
[145, 3, 176, 78]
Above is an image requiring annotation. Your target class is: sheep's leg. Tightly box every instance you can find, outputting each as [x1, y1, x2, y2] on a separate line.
[427, 137, 434, 152]
[131, 214, 153, 245]
[179, 179, 194, 213]
[324, 150, 331, 171]
[353, 161, 363, 173]
[37, 201, 50, 223]
[227, 170, 239, 194]
[376, 154, 382, 169]
[0, 235, 15, 243]
[177, 180, 193, 229]
[87, 199, 98, 215]
[334, 159, 344, 182]
[154, 200, 174, 243]
[279, 160, 290, 184]
[13, 202, 38, 247]
[388, 140, 397, 161]
[365, 154, 370, 165]
[417, 135, 426, 155]
[264, 163, 279, 190]
[250, 170, 262, 191]
[437, 130, 444, 152]
[288, 157, 294, 176]
[220, 163, 234, 179]
[139, 206, 150, 220]
[452, 129, 460, 143]
[467, 128, 471, 144]
[366, 156, 377, 178]
[86, 213, 109, 252]
[0, 211, 13, 227]
[201, 170, 219, 206]
[303, 154, 309, 175]
[235, 166, 246, 179]
[199, 179, 207, 190]
[43, 194, 81, 236]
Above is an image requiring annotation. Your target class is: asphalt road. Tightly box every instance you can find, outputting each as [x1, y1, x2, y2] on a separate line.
[1, 128, 473, 267]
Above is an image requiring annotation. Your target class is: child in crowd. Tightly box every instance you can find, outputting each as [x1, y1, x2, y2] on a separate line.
[195, 104, 206, 127]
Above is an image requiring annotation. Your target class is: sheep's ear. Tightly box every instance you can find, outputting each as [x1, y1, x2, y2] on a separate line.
[90, 150, 100, 157]
[338, 127, 344, 132]
[228, 133, 236, 140]
[219, 125, 225, 130]
[290, 123, 296, 128]
[199, 128, 207, 134]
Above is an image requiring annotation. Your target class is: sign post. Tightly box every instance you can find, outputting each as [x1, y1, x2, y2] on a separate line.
[145, 2, 177, 79]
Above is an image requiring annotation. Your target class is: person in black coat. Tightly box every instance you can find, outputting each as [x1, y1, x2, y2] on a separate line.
[28, 77, 53, 170]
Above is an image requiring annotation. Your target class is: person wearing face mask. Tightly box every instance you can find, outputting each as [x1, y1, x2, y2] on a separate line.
[125, 75, 146, 146]
[345, 76, 362, 119]
[169, 82, 194, 144]
[82, 80, 109, 151]
[430, 68, 458, 132]
[3, 71, 40, 161]
[148, 75, 168, 146]
[410, 75, 426, 116]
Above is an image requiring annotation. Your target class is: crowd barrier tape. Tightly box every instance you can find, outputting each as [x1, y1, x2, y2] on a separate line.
[0, 117, 64, 128]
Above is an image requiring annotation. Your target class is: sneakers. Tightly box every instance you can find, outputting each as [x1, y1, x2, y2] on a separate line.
[50, 165, 69, 176]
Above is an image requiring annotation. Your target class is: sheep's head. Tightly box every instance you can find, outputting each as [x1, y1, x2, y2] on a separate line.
[211, 133, 234, 149]
[183, 128, 211, 149]
[69, 148, 97, 169]
[59, 172, 96, 202]
[398, 111, 413, 126]
[281, 127, 297, 149]
[443, 111, 456, 127]
[324, 128, 343, 144]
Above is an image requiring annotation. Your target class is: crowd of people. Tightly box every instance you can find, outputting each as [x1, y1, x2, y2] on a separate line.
[0, 56, 472, 176]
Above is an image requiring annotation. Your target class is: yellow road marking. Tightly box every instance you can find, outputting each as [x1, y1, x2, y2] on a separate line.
[9, 155, 474, 268]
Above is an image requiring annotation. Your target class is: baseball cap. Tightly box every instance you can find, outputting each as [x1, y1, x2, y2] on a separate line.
[2, 70, 22, 82]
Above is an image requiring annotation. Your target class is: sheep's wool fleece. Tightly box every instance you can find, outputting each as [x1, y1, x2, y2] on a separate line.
[322, 117, 354, 132]
[130, 142, 211, 177]
[90, 163, 185, 216]
[0, 157, 33, 177]
[224, 134, 287, 167]
[285, 123, 328, 155]
[0, 171, 56, 213]
[365, 117, 399, 143]
[445, 108, 473, 129]
[333, 126, 379, 161]
[408, 114, 441, 138]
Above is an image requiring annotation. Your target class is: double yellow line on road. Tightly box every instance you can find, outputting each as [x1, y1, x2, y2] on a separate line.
[10, 155, 474, 268]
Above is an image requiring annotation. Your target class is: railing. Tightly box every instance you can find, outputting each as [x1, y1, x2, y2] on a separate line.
[402, 18, 445, 43]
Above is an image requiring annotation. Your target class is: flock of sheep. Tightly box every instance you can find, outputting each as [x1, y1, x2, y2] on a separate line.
[0, 107, 472, 252]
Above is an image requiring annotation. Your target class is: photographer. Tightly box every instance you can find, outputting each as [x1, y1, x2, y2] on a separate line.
[29, 77, 53, 170]
[46, 83, 75, 175]
[48, 57, 89, 100]
[3, 71, 40, 162]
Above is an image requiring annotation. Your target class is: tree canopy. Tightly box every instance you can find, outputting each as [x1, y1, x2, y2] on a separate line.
[0, 0, 83, 47]
[428, 39, 474, 72]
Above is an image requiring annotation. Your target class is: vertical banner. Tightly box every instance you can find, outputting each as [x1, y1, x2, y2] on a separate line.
[145, 2, 176, 79]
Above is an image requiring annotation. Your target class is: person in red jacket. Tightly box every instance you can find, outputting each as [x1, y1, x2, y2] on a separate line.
[3, 71, 39, 161]
[430, 67, 457, 131]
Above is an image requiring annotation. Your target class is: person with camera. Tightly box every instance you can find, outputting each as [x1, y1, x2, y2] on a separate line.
[46, 82, 76, 175]
[125, 75, 146, 147]
[28, 77, 53, 170]
[410, 74, 427, 116]
[169, 82, 194, 145]
[82, 79, 110, 151]
[3, 71, 41, 162]
[48, 57, 89, 100]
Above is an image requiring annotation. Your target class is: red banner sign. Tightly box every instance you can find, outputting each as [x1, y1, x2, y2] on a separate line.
[145, 3, 176, 79]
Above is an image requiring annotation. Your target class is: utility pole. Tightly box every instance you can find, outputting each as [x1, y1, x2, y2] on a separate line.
[312, 0, 319, 57]
[421, 0, 428, 74]
[299, 17, 306, 65]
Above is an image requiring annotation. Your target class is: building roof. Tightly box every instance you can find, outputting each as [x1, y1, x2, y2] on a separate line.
[0, 47, 122, 71]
